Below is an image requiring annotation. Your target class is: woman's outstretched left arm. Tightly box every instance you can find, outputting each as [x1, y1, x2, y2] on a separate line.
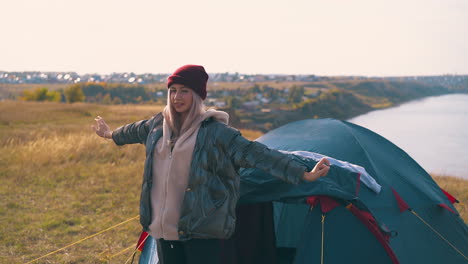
[303, 157, 330, 181]
[220, 126, 329, 183]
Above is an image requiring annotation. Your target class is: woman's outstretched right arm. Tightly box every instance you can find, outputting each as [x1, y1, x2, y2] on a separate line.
[92, 116, 113, 139]
[92, 113, 161, 145]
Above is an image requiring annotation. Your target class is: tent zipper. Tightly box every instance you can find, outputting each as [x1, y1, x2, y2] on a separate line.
[321, 214, 326, 264]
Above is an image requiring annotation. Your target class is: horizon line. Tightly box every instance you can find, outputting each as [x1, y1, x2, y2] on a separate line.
[1, 69, 467, 78]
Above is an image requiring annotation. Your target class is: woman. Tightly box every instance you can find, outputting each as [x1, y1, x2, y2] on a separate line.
[92, 65, 330, 264]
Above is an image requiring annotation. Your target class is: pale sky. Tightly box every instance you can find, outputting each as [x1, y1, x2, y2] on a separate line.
[1, 0, 467, 76]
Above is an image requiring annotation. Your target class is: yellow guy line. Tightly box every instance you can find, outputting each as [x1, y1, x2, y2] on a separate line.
[24, 215, 139, 264]
[109, 245, 135, 259]
[411, 210, 467, 261]
[123, 233, 150, 264]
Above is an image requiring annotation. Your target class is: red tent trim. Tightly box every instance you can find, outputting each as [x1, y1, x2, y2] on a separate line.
[438, 203, 457, 214]
[306, 196, 340, 213]
[441, 188, 459, 204]
[391, 188, 410, 213]
[136, 231, 149, 251]
[347, 203, 400, 264]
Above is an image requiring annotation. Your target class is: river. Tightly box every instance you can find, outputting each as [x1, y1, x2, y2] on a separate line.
[348, 94, 468, 179]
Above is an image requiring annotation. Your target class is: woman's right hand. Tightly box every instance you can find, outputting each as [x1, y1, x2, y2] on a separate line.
[92, 116, 112, 139]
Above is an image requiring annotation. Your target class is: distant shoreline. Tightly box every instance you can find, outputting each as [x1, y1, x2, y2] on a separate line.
[346, 92, 467, 121]
[349, 94, 468, 179]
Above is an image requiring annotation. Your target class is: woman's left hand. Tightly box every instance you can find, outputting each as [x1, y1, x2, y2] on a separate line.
[303, 158, 330, 181]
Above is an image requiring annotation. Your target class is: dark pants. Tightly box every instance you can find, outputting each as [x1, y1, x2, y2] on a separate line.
[156, 238, 237, 264]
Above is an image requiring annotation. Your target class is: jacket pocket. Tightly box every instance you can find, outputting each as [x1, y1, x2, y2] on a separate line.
[189, 176, 229, 237]
[201, 187, 227, 217]
[190, 195, 232, 239]
[204, 176, 228, 216]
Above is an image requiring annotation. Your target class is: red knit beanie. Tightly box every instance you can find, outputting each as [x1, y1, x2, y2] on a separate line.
[167, 65, 209, 100]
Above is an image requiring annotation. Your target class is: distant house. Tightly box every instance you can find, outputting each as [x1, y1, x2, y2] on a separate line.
[277, 98, 287, 104]
[242, 101, 260, 110]
[207, 98, 227, 108]
[254, 75, 266, 82]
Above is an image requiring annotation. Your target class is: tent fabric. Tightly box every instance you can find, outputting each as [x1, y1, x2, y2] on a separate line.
[345, 203, 398, 264]
[140, 118, 468, 264]
[239, 118, 468, 264]
[139, 235, 158, 264]
[294, 203, 395, 264]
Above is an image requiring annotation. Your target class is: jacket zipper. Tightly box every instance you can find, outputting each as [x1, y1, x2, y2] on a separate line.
[160, 144, 174, 237]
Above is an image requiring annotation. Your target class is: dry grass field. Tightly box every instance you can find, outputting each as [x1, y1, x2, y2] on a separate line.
[0, 101, 266, 263]
[0, 101, 466, 263]
[1, 101, 166, 263]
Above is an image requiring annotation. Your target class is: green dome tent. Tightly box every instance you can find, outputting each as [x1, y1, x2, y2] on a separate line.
[239, 118, 467, 264]
[139, 118, 467, 264]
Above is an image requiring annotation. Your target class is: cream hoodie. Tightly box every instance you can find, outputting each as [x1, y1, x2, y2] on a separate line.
[148, 109, 229, 240]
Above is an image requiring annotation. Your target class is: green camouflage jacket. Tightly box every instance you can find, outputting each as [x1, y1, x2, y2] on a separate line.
[112, 113, 307, 240]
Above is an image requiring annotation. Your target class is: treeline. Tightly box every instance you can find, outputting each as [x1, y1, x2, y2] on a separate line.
[20, 83, 167, 104]
[79, 83, 162, 104]
[20, 85, 85, 103]
[218, 84, 310, 108]
[18, 79, 452, 132]
[19, 82, 310, 106]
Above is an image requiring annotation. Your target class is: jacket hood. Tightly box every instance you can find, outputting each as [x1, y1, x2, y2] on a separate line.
[202, 109, 229, 125]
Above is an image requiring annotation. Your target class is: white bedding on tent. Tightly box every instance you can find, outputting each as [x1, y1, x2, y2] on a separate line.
[280, 150, 382, 194]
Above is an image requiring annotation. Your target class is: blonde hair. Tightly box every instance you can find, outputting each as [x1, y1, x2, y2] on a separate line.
[162, 89, 206, 138]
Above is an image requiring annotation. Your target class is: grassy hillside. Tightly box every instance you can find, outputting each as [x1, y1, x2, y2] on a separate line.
[1, 101, 466, 263]
[0, 101, 165, 263]
[0, 101, 265, 263]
